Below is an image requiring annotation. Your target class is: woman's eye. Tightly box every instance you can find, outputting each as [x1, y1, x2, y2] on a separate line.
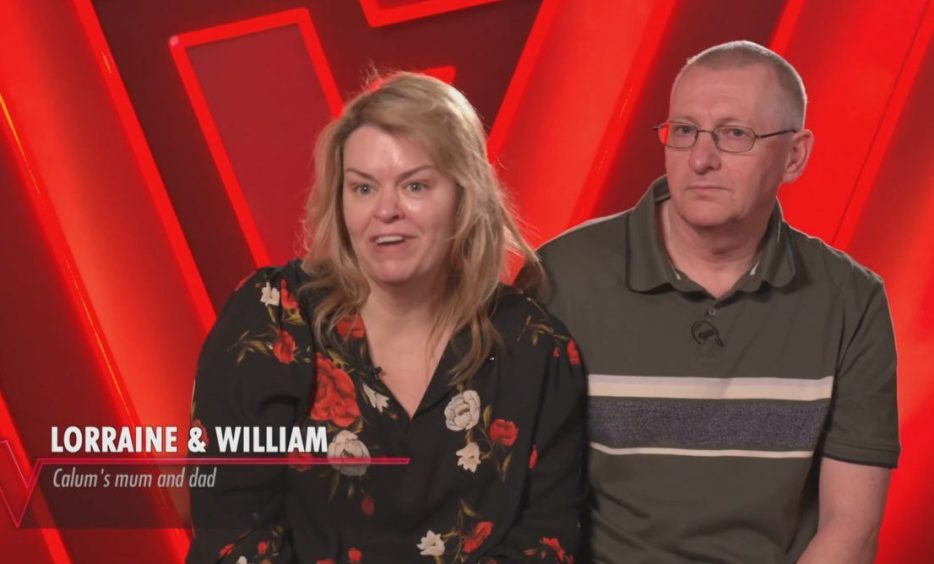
[354, 184, 372, 194]
[406, 182, 427, 192]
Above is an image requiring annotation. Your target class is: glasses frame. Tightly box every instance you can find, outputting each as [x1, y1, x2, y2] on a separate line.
[653, 121, 798, 153]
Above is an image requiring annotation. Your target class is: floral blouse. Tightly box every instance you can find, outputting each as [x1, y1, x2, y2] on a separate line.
[187, 261, 585, 564]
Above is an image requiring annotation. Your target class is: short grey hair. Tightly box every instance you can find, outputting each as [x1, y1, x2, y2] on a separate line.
[675, 40, 807, 128]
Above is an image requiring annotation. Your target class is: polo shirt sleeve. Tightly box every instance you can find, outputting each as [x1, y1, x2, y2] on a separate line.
[820, 273, 900, 468]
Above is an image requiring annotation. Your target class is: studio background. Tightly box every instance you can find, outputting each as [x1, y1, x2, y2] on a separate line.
[1, 0, 932, 561]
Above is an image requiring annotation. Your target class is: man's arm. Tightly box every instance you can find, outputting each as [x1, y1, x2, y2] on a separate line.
[797, 457, 891, 564]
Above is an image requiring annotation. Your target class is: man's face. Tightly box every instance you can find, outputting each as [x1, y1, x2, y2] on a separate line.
[664, 63, 796, 232]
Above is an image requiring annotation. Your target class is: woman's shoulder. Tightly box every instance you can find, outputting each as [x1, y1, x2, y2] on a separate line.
[205, 260, 314, 354]
[194, 261, 316, 421]
[488, 286, 584, 394]
[195, 260, 317, 378]
[220, 259, 314, 314]
[232, 259, 309, 293]
[491, 286, 574, 349]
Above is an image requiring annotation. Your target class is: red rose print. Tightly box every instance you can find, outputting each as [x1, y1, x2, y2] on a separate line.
[272, 330, 297, 363]
[553, 345, 560, 358]
[541, 537, 566, 561]
[316, 560, 336, 564]
[528, 445, 538, 469]
[257, 540, 268, 555]
[279, 280, 298, 310]
[361, 494, 375, 516]
[336, 314, 365, 339]
[489, 419, 518, 447]
[311, 353, 361, 427]
[463, 521, 494, 553]
[218, 543, 235, 557]
[348, 547, 362, 562]
[566, 339, 580, 366]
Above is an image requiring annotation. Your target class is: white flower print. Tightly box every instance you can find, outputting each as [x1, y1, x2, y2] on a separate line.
[236, 557, 247, 564]
[260, 281, 280, 307]
[327, 429, 371, 476]
[362, 382, 390, 414]
[444, 390, 481, 431]
[456, 441, 481, 473]
[417, 529, 446, 556]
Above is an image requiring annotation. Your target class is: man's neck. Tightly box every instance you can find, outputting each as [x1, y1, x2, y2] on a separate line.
[658, 201, 769, 298]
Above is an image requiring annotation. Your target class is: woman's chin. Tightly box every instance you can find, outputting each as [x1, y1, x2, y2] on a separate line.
[365, 269, 423, 291]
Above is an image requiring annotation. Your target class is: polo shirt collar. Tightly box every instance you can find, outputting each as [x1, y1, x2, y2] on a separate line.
[626, 176, 796, 293]
[740, 202, 796, 291]
[627, 177, 680, 292]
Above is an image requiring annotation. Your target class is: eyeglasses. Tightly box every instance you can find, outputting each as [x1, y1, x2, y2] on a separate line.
[654, 121, 797, 153]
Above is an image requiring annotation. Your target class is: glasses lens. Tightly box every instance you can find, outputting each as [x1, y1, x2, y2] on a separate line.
[664, 123, 697, 149]
[714, 126, 755, 152]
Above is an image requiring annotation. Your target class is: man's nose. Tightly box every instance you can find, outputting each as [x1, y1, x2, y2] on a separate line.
[689, 130, 722, 173]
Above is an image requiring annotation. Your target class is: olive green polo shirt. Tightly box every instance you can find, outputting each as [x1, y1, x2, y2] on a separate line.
[538, 177, 899, 564]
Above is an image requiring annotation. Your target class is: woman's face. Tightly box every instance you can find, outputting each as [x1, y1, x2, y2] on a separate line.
[341, 124, 458, 293]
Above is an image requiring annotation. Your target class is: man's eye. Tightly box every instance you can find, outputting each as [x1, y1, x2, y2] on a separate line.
[673, 124, 696, 135]
[723, 127, 751, 139]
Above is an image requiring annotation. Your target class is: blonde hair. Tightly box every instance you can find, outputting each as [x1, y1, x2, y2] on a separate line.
[300, 72, 543, 382]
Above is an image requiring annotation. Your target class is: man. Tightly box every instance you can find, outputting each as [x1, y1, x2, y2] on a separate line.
[536, 41, 899, 563]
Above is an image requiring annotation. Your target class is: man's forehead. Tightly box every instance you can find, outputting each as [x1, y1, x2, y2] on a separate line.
[672, 63, 776, 95]
[668, 64, 782, 123]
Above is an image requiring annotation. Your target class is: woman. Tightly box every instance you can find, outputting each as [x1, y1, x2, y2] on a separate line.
[188, 73, 585, 563]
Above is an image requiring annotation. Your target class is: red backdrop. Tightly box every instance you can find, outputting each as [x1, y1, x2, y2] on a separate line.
[0, 0, 931, 561]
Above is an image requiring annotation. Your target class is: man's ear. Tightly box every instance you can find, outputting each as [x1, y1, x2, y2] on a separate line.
[782, 129, 814, 183]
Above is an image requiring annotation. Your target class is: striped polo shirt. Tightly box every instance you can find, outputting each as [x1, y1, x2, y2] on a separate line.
[538, 177, 899, 563]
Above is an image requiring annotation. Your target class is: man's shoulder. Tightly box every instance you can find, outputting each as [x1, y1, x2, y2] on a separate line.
[787, 225, 884, 292]
[538, 211, 630, 266]
[535, 212, 634, 315]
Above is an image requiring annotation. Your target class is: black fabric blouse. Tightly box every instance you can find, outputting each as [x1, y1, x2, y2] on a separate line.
[187, 261, 585, 564]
